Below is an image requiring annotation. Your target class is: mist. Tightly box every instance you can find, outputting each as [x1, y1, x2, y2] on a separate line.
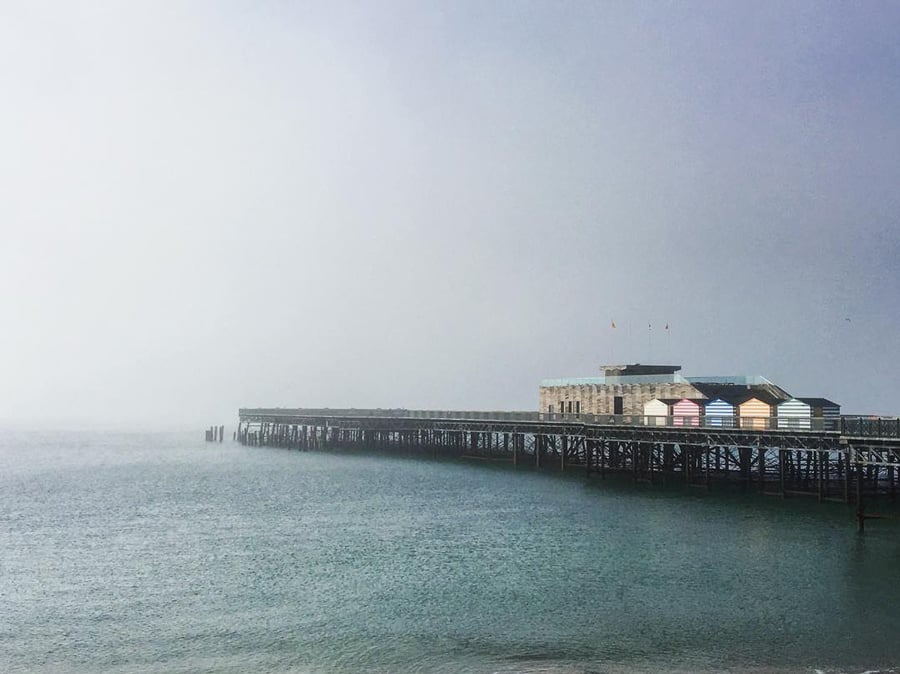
[2, 1, 898, 429]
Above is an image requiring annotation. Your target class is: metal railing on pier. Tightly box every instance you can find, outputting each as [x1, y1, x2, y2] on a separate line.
[239, 408, 900, 437]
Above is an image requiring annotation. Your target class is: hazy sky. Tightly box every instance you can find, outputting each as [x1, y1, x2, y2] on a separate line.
[2, 1, 898, 428]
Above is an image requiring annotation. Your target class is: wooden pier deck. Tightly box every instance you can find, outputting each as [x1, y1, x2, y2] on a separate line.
[236, 408, 900, 523]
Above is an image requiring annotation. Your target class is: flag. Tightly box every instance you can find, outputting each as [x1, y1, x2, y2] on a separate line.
[611, 320, 616, 329]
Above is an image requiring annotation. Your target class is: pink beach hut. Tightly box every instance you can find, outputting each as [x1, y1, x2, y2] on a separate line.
[672, 398, 702, 427]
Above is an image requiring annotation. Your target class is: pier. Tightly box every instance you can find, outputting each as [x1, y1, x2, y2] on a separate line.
[236, 408, 900, 525]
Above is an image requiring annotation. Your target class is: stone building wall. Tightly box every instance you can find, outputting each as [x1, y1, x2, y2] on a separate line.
[539, 382, 703, 415]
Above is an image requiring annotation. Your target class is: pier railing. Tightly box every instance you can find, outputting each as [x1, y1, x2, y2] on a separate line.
[239, 408, 899, 436]
[840, 416, 900, 438]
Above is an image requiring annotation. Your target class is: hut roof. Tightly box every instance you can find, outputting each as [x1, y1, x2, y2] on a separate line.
[645, 398, 681, 406]
[778, 398, 811, 406]
[734, 391, 784, 407]
[706, 386, 747, 406]
[797, 397, 840, 408]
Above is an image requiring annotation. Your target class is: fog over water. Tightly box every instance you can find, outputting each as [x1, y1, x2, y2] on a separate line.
[1, 2, 899, 428]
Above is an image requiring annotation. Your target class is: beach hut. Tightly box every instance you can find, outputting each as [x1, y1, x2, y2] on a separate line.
[777, 398, 812, 430]
[738, 394, 778, 430]
[799, 398, 841, 430]
[672, 398, 702, 426]
[643, 398, 673, 426]
[705, 397, 736, 427]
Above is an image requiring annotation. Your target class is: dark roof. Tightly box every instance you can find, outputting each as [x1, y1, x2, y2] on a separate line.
[733, 390, 785, 406]
[797, 397, 840, 408]
[704, 396, 738, 406]
[691, 382, 791, 404]
[693, 386, 745, 404]
[602, 363, 681, 376]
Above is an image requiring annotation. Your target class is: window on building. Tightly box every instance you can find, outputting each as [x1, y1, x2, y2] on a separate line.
[575, 401, 581, 415]
[559, 402, 564, 414]
[614, 396, 624, 415]
[567, 401, 572, 414]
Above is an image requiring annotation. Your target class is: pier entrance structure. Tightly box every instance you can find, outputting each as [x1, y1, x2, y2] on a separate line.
[237, 407, 900, 509]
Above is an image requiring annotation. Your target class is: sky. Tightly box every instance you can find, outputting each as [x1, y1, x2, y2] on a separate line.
[1, 1, 898, 429]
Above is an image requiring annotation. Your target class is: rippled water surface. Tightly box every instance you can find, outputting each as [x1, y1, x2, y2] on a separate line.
[1, 431, 898, 673]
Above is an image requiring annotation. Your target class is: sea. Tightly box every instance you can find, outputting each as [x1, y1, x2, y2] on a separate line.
[1, 431, 898, 673]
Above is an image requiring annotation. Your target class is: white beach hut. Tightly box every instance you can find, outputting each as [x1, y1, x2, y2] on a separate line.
[777, 399, 812, 430]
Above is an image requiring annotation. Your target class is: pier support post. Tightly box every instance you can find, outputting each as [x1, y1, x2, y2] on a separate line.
[779, 449, 786, 497]
[890, 465, 896, 503]
[843, 451, 851, 503]
[856, 462, 866, 532]
[739, 448, 750, 490]
[758, 447, 766, 492]
[817, 451, 824, 502]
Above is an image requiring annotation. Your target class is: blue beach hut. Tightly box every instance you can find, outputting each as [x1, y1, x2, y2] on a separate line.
[704, 398, 736, 427]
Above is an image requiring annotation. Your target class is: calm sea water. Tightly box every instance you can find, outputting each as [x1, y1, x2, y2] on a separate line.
[1, 431, 898, 674]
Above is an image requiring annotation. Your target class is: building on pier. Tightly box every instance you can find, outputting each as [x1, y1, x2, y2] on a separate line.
[539, 363, 804, 417]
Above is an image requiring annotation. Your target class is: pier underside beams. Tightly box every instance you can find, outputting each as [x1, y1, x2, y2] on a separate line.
[236, 411, 900, 505]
